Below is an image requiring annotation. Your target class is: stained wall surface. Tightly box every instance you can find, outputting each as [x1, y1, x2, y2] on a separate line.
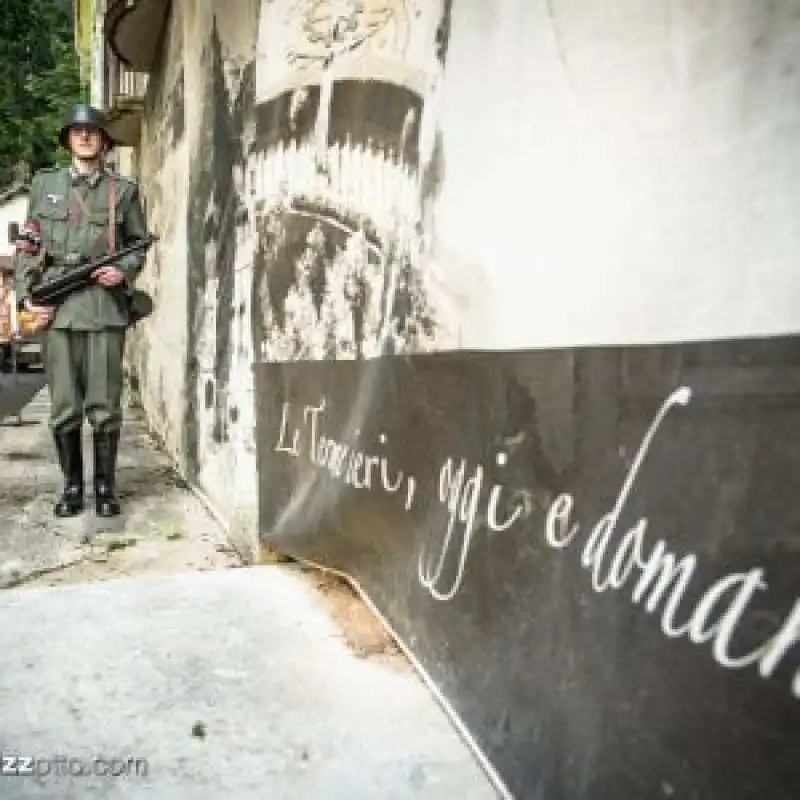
[432, 0, 800, 349]
[128, 1, 800, 796]
[129, 0, 262, 555]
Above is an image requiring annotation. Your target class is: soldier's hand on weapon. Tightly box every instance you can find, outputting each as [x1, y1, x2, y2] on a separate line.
[23, 298, 55, 330]
[92, 266, 125, 287]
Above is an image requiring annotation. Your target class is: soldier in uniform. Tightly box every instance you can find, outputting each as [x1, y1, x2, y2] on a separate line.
[14, 104, 149, 518]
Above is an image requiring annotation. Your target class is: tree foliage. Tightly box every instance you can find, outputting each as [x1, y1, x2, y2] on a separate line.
[0, 0, 85, 188]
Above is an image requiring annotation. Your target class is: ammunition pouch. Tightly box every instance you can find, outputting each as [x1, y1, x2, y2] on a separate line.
[127, 289, 154, 326]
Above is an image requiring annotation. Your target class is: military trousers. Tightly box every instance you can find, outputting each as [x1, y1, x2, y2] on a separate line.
[43, 328, 126, 434]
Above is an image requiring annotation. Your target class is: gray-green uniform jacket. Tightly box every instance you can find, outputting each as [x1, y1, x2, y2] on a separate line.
[14, 166, 148, 330]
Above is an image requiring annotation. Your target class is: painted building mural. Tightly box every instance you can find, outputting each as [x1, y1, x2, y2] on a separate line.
[250, 0, 455, 361]
[119, 0, 799, 797]
[130, 0, 456, 554]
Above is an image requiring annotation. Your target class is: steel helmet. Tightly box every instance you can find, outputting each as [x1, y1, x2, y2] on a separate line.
[58, 104, 116, 149]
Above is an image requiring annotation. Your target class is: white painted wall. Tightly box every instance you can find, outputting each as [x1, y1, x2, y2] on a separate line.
[255, 0, 444, 101]
[0, 193, 28, 336]
[431, 0, 800, 349]
[0, 194, 28, 256]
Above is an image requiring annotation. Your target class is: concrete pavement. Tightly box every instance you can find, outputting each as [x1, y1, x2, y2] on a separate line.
[0, 390, 498, 799]
[0, 388, 238, 589]
[0, 568, 497, 799]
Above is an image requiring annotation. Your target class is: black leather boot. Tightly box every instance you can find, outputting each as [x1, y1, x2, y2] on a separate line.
[54, 429, 84, 517]
[93, 429, 121, 517]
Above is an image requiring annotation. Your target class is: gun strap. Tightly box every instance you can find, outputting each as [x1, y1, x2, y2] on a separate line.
[69, 172, 117, 256]
[71, 184, 89, 220]
[108, 175, 117, 254]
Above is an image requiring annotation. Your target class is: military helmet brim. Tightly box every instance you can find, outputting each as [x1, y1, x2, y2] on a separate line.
[59, 104, 117, 150]
[59, 127, 116, 150]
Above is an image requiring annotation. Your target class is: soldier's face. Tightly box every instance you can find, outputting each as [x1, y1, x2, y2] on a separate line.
[69, 126, 104, 160]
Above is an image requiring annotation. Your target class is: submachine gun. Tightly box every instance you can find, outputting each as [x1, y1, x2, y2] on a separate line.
[26, 234, 159, 309]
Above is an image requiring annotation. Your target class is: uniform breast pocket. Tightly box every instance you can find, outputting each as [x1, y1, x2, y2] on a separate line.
[86, 209, 118, 252]
[37, 204, 70, 254]
[89, 205, 122, 245]
[86, 210, 110, 231]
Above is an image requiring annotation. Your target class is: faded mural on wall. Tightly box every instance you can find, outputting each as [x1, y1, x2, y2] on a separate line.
[131, 0, 456, 539]
[250, 0, 456, 361]
[186, 20, 248, 473]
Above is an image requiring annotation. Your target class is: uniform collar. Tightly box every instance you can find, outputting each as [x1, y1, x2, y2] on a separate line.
[70, 166, 105, 188]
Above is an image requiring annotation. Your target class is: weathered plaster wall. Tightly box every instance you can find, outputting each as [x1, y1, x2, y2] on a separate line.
[134, 0, 451, 558]
[129, 0, 188, 469]
[182, 0, 261, 557]
[129, 0, 261, 559]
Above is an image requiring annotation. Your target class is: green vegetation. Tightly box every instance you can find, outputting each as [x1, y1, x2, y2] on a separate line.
[0, 0, 85, 188]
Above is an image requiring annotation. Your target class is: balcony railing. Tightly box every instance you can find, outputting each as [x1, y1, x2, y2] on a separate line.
[101, 50, 148, 146]
[117, 66, 148, 99]
[104, 53, 148, 110]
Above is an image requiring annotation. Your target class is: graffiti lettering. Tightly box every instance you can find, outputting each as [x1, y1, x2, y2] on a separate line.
[273, 397, 416, 507]
[276, 387, 800, 700]
[418, 452, 525, 602]
[542, 386, 800, 701]
[274, 401, 302, 456]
